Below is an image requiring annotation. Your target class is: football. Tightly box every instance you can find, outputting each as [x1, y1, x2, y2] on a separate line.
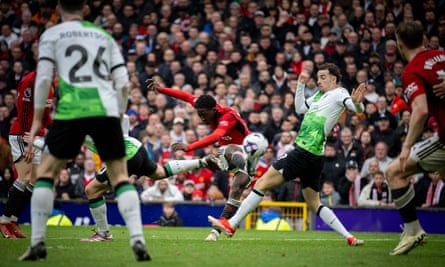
[243, 133, 268, 158]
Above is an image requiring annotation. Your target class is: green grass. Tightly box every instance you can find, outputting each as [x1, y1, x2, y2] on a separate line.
[1, 226, 444, 267]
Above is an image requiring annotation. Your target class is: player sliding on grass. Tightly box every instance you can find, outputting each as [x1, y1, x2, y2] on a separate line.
[209, 63, 366, 246]
[147, 79, 252, 241]
[79, 115, 220, 241]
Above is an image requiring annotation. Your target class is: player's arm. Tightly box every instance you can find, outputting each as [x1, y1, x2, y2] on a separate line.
[403, 94, 428, 149]
[185, 128, 228, 151]
[432, 75, 445, 99]
[294, 71, 311, 114]
[32, 60, 53, 136]
[185, 114, 236, 151]
[147, 78, 196, 104]
[343, 83, 366, 112]
[110, 41, 129, 115]
[158, 86, 196, 105]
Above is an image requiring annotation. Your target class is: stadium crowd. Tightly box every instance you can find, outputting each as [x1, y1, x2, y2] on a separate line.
[0, 0, 444, 208]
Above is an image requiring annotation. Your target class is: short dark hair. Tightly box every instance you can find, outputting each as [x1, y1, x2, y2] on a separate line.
[59, 0, 86, 13]
[318, 63, 342, 83]
[195, 95, 216, 109]
[396, 22, 424, 49]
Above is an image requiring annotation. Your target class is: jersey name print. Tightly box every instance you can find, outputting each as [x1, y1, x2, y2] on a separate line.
[39, 20, 125, 120]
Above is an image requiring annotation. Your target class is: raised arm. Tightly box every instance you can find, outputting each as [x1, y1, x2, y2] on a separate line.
[344, 83, 366, 112]
[294, 71, 311, 114]
[147, 78, 196, 105]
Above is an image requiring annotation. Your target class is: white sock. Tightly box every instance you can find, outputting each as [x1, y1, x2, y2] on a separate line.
[318, 205, 351, 239]
[228, 189, 264, 227]
[116, 185, 145, 246]
[404, 220, 422, 235]
[0, 215, 11, 223]
[90, 201, 109, 235]
[30, 186, 54, 247]
[164, 159, 201, 176]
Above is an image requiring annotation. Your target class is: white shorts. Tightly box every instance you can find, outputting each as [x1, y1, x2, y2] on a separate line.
[9, 135, 42, 165]
[410, 133, 445, 172]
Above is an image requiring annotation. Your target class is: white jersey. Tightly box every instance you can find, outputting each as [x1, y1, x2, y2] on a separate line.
[38, 20, 127, 120]
[294, 82, 364, 156]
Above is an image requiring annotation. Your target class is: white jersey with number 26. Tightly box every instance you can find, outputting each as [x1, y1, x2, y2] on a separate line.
[38, 20, 127, 120]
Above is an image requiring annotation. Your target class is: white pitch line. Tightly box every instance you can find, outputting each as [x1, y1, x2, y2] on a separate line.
[44, 237, 445, 242]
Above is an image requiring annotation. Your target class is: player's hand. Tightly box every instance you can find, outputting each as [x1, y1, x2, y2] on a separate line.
[351, 83, 366, 103]
[23, 134, 35, 164]
[298, 71, 310, 84]
[171, 142, 187, 152]
[432, 76, 445, 99]
[145, 78, 160, 93]
[23, 132, 32, 143]
[399, 145, 410, 172]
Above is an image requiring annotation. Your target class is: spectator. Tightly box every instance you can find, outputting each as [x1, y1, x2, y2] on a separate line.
[73, 158, 97, 199]
[360, 142, 393, 178]
[275, 178, 304, 202]
[255, 191, 292, 231]
[370, 96, 398, 130]
[321, 142, 346, 189]
[182, 180, 195, 201]
[338, 160, 362, 206]
[0, 167, 13, 198]
[275, 131, 295, 158]
[320, 180, 341, 207]
[336, 127, 364, 169]
[54, 169, 76, 200]
[0, 132, 12, 173]
[169, 117, 186, 144]
[395, 109, 411, 140]
[358, 170, 393, 207]
[359, 130, 374, 160]
[370, 113, 401, 158]
[66, 152, 85, 185]
[421, 171, 445, 208]
[140, 179, 184, 202]
[156, 202, 183, 227]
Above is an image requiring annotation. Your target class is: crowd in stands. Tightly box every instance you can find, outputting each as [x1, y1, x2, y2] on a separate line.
[0, 0, 445, 208]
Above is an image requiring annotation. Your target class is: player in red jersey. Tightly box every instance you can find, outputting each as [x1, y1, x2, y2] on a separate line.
[385, 21, 445, 256]
[147, 79, 251, 241]
[0, 70, 53, 239]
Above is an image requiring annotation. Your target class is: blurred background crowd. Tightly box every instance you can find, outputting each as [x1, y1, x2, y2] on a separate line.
[0, 0, 444, 209]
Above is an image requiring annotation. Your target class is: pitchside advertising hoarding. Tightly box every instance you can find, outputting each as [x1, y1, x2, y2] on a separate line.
[1, 201, 444, 233]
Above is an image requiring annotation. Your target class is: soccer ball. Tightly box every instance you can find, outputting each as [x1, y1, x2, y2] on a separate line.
[243, 133, 268, 158]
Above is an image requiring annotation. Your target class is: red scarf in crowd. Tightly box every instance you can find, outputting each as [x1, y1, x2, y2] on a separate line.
[426, 180, 444, 206]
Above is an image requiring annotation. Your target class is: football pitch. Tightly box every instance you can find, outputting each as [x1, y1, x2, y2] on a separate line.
[1, 226, 444, 267]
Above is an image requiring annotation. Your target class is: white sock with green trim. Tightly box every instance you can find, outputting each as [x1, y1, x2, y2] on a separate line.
[228, 189, 264, 228]
[89, 201, 110, 236]
[164, 159, 202, 176]
[116, 183, 145, 246]
[30, 179, 54, 247]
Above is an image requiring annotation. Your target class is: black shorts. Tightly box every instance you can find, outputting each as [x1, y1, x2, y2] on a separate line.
[96, 146, 158, 184]
[272, 146, 324, 192]
[46, 117, 125, 160]
[127, 146, 158, 177]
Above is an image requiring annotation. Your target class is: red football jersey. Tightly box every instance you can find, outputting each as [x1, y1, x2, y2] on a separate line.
[402, 50, 445, 141]
[9, 71, 53, 136]
[159, 87, 249, 151]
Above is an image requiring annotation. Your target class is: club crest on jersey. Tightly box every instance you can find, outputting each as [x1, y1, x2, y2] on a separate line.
[24, 88, 32, 98]
[404, 82, 418, 99]
[221, 135, 232, 141]
[219, 120, 229, 127]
